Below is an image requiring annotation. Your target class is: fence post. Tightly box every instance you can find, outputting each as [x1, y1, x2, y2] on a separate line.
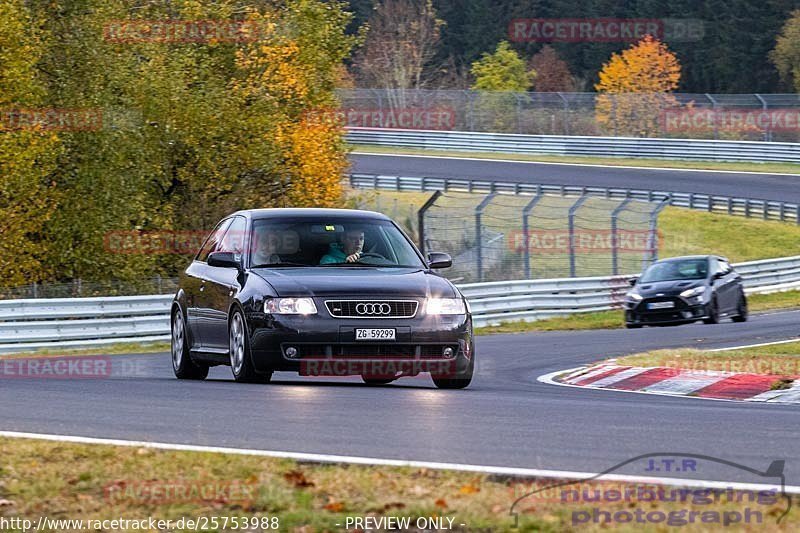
[645, 196, 671, 269]
[705, 94, 718, 140]
[611, 198, 632, 275]
[755, 93, 770, 142]
[522, 189, 544, 279]
[475, 193, 497, 282]
[417, 191, 442, 256]
[568, 195, 589, 277]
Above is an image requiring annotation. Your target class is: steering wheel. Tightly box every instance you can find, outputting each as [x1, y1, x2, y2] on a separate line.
[356, 252, 391, 265]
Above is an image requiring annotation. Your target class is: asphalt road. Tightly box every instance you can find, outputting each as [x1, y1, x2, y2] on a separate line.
[2, 309, 799, 487]
[350, 153, 800, 203]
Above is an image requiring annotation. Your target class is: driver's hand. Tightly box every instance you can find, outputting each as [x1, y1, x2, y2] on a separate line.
[346, 252, 361, 263]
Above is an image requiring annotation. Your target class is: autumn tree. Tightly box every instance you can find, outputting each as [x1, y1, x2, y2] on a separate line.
[594, 35, 681, 137]
[529, 46, 575, 92]
[3, 0, 357, 288]
[471, 41, 534, 92]
[771, 10, 800, 91]
[0, 0, 60, 286]
[469, 40, 534, 132]
[352, 0, 442, 109]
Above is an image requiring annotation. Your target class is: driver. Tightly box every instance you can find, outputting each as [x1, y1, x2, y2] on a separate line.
[320, 228, 365, 264]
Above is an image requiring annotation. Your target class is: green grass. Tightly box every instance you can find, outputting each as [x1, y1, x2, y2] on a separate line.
[475, 311, 623, 335]
[659, 207, 800, 262]
[613, 340, 800, 377]
[2, 436, 796, 532]
[2, 341, 169, 358]
[352, 144, 800, 175]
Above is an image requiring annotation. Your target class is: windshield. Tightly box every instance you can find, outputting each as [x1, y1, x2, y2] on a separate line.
[249, 217, 424, 268]
[639, 258, 709, 283]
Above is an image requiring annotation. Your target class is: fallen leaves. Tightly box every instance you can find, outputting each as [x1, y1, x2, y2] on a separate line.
[283, 469, 314, 488]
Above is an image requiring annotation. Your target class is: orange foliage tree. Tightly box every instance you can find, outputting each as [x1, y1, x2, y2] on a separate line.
[594, 35, 681, 136]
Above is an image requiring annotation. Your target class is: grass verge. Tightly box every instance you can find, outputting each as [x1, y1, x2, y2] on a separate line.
[612, 340, 800, 378]
[1, 436, 795, 532]
[352, 144, 800, 175]
[0, 341, 170, 359]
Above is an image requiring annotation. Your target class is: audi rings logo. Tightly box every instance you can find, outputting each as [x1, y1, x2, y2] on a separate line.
[355, 302, 392, 315]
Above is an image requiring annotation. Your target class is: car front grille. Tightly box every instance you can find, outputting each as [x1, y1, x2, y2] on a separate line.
[282, 344, 458, 359]
[325, 300, 419, 318]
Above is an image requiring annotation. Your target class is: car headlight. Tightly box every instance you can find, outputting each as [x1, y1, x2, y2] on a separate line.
[265, 297, 317, 315]
[680, 286, 706, 298]
[427, 298, 466, 315]
[627, 292, 643, 301]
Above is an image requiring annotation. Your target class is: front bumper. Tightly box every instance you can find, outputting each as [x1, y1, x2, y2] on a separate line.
[245, 304, 473, 377]
[624, 296, 709, 325]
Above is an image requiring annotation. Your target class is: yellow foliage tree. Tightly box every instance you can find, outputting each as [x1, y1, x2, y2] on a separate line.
[0, 0, 60, 286]
[595, 35, 681, 137]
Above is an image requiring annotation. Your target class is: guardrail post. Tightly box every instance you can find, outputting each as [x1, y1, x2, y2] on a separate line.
[763, 202, 769, 220]
[522, 189, 544, 278]
[727, 197, 733, 215]
[417, 191, 442, 256]
[568, 195, 589, 277]
[706, 196, 713, 212]
[745, 199, 751, 218]
[475, 193, 497, 282]
[611, 198, 632, 275]
[780, 203, 786, 222]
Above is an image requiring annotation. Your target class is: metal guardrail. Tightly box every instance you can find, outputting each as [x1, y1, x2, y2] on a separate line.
[346, 127, 800, 163]
[1, 255, 799, 351]
[349, 173, 800, 223]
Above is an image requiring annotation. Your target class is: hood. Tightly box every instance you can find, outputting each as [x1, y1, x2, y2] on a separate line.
[635, 279, 706, 296]
[252, 267, 458, 298]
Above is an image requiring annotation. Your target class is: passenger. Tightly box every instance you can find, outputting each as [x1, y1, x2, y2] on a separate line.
[253, 230, 282, 265]
[320, 228, 364, 264]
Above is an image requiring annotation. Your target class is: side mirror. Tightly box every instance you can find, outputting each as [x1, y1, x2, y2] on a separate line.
[712, 271, 724, 280]
[427, 252, 452, 269]
[628, 276, 638, 286]
[208, 251, 241, 269]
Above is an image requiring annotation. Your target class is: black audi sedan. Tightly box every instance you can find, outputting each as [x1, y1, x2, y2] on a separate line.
[624, 255, 747, 328]
[170, 208, 474, 388]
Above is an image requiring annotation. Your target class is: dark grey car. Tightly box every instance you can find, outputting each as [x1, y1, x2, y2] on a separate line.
[624, 255, 748, 328]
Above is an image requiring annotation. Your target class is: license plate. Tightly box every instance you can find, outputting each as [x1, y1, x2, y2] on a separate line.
[355, 328, 396, 340]
[648, 301, 675, 310]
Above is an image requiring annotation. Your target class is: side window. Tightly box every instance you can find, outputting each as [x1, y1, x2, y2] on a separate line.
[219, 216, 247, 255]
[196, 218, 232, 263]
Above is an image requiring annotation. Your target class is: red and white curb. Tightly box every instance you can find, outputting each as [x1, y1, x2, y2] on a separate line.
[539, 363, 800, 404]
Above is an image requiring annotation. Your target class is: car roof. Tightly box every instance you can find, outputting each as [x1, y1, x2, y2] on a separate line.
[657, 255, 727, 262]
[231, 208, 392, 221]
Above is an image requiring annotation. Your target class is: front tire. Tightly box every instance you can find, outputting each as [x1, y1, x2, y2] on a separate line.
[432, 353, 474, 390]
[229, 308, 271, 383]
[172, 307, 208, 380]
[732, 292, 748, 322]
[703, 297, 720, 325]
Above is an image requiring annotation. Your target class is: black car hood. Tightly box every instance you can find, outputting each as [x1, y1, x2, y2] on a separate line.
[252, 267, 458, 298]
[636, 279, 706, 297]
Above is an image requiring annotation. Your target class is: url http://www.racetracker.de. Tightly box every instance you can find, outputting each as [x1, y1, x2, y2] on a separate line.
[0, 515, 281, 532]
